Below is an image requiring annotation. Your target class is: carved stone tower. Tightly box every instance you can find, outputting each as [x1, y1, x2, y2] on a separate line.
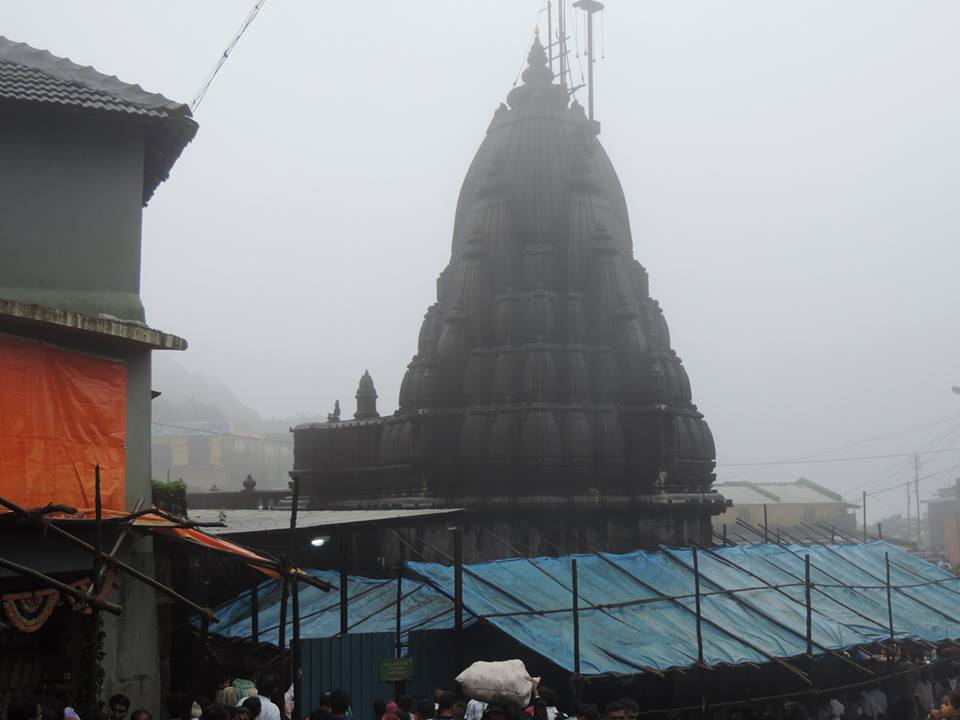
[354, 370, 379, 420]
[293, 37, 726, 563]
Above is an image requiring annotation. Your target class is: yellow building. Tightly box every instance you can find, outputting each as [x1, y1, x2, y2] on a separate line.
[151, 421, 293, 492]
[714, 477, 856, 540]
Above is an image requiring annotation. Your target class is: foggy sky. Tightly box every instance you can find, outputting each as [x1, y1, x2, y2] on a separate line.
[5, 1, 960, 516]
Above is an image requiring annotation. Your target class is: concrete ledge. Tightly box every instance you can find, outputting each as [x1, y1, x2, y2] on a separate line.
[0, 298, 187, 350]
[313, 492, 732, 513]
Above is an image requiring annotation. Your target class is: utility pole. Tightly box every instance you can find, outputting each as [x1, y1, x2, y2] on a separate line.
[862, 490, 867, 542]
[907, 485, 912, 541]
[915, 453, 922, 544]
[573, 0, 605, 121]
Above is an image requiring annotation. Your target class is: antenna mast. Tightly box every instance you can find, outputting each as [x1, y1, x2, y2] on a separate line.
[558, 1, 566, 90]
[547, 2, 554, 74]
[573, 0, 604, 120]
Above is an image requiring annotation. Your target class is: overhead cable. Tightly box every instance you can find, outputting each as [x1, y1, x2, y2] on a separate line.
[190, 0, 268, 113]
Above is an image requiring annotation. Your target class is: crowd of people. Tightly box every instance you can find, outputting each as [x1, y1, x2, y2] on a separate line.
[7, 654, 960, 720]
[702, 655, 960, 720]
[6, 694, 152, 720]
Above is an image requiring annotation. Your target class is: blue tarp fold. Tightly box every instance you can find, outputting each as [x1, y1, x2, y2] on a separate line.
[207, 541, 960, 677]
[208, 570, 457, 643]
[405, 542, 960, 675]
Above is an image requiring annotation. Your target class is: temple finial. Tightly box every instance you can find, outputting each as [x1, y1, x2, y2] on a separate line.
[525, 34, 550, 76]
[506, 33, 564, 109]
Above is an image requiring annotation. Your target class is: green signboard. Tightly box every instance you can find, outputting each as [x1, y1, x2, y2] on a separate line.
[379, 657, 414, 682]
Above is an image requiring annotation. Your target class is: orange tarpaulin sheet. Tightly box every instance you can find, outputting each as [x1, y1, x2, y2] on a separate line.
[0, 507, 281, 579]
[0, 337, 126, 510]
[155, 526, 280, 579]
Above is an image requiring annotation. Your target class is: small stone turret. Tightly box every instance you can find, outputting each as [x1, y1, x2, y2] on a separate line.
[354, 370, 379, 419]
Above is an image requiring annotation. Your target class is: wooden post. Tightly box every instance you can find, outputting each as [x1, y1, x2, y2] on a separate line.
[692, 547, 704, 665]
[93, 465, 103, 595]
[453, 526, 464, 671]
[292, 583, 301, 720]
[289, 475, 301, 718]
[92, 465, 104, 718]
[0, 555, 121, 614]
[572, 558, 581, 681]
[339, 531, 349, 636]
[878, 522, 883, 540]
[0, 493, 221, 621]
[200, 613, 210, 661]
[804, 554, 813, 656]
[722, 523, 727, 546]
[278, 572, 289, 688]
[395, 565, 403, 658]
[885, 551, 895, 646]
[763, 505, 769, 543]
[693, 547, 706, 720]
[250, 581, 259, 643]
[395, 564, 405, 697]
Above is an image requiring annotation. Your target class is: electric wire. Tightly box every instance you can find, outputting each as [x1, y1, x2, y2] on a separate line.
[846, 416, 960, 499]
[866, 460, 960, 497]
[719, 446, 960, 468]
[720, 413, 960, 479]
[190, 0, 268, 112]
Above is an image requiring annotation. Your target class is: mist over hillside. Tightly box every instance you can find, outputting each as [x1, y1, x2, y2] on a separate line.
[152, 355, 325, 435]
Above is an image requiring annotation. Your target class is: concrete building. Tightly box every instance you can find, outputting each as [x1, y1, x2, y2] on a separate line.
[0, 36, 195, 711]
[151, 421, 294, 493]
[713, 477, 856, 539]
[925, 482, 960, 566]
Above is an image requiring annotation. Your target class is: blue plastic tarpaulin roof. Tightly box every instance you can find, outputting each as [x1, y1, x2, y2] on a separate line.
[207, 542, 960, 677]
[407, 541, 960, 676]
[208, 569, 458, 643]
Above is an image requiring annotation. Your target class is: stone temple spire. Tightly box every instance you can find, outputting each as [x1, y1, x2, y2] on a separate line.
[354, 370, 378, 419]
[292, 32, 723, 555]
[392, 31, 716, 497]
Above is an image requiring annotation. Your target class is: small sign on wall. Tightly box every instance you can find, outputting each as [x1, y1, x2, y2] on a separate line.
[379, 657, 413, 682]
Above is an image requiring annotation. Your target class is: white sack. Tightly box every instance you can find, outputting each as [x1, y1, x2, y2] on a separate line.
[456, 659, 537, 707]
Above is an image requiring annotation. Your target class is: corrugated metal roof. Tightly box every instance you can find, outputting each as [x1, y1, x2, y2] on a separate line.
[717, 479, 851, 507]
[188, 508, 464, 535]
[716, 484, 781, 506]
[152, 421, 232, 437]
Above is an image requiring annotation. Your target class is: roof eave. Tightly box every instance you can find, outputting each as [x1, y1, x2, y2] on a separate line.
[0, 298, 187, 350]
[142, 114, 199, 206]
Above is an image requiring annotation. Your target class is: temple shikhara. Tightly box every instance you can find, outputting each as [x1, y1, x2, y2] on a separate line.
[294, 36, 727, 562]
